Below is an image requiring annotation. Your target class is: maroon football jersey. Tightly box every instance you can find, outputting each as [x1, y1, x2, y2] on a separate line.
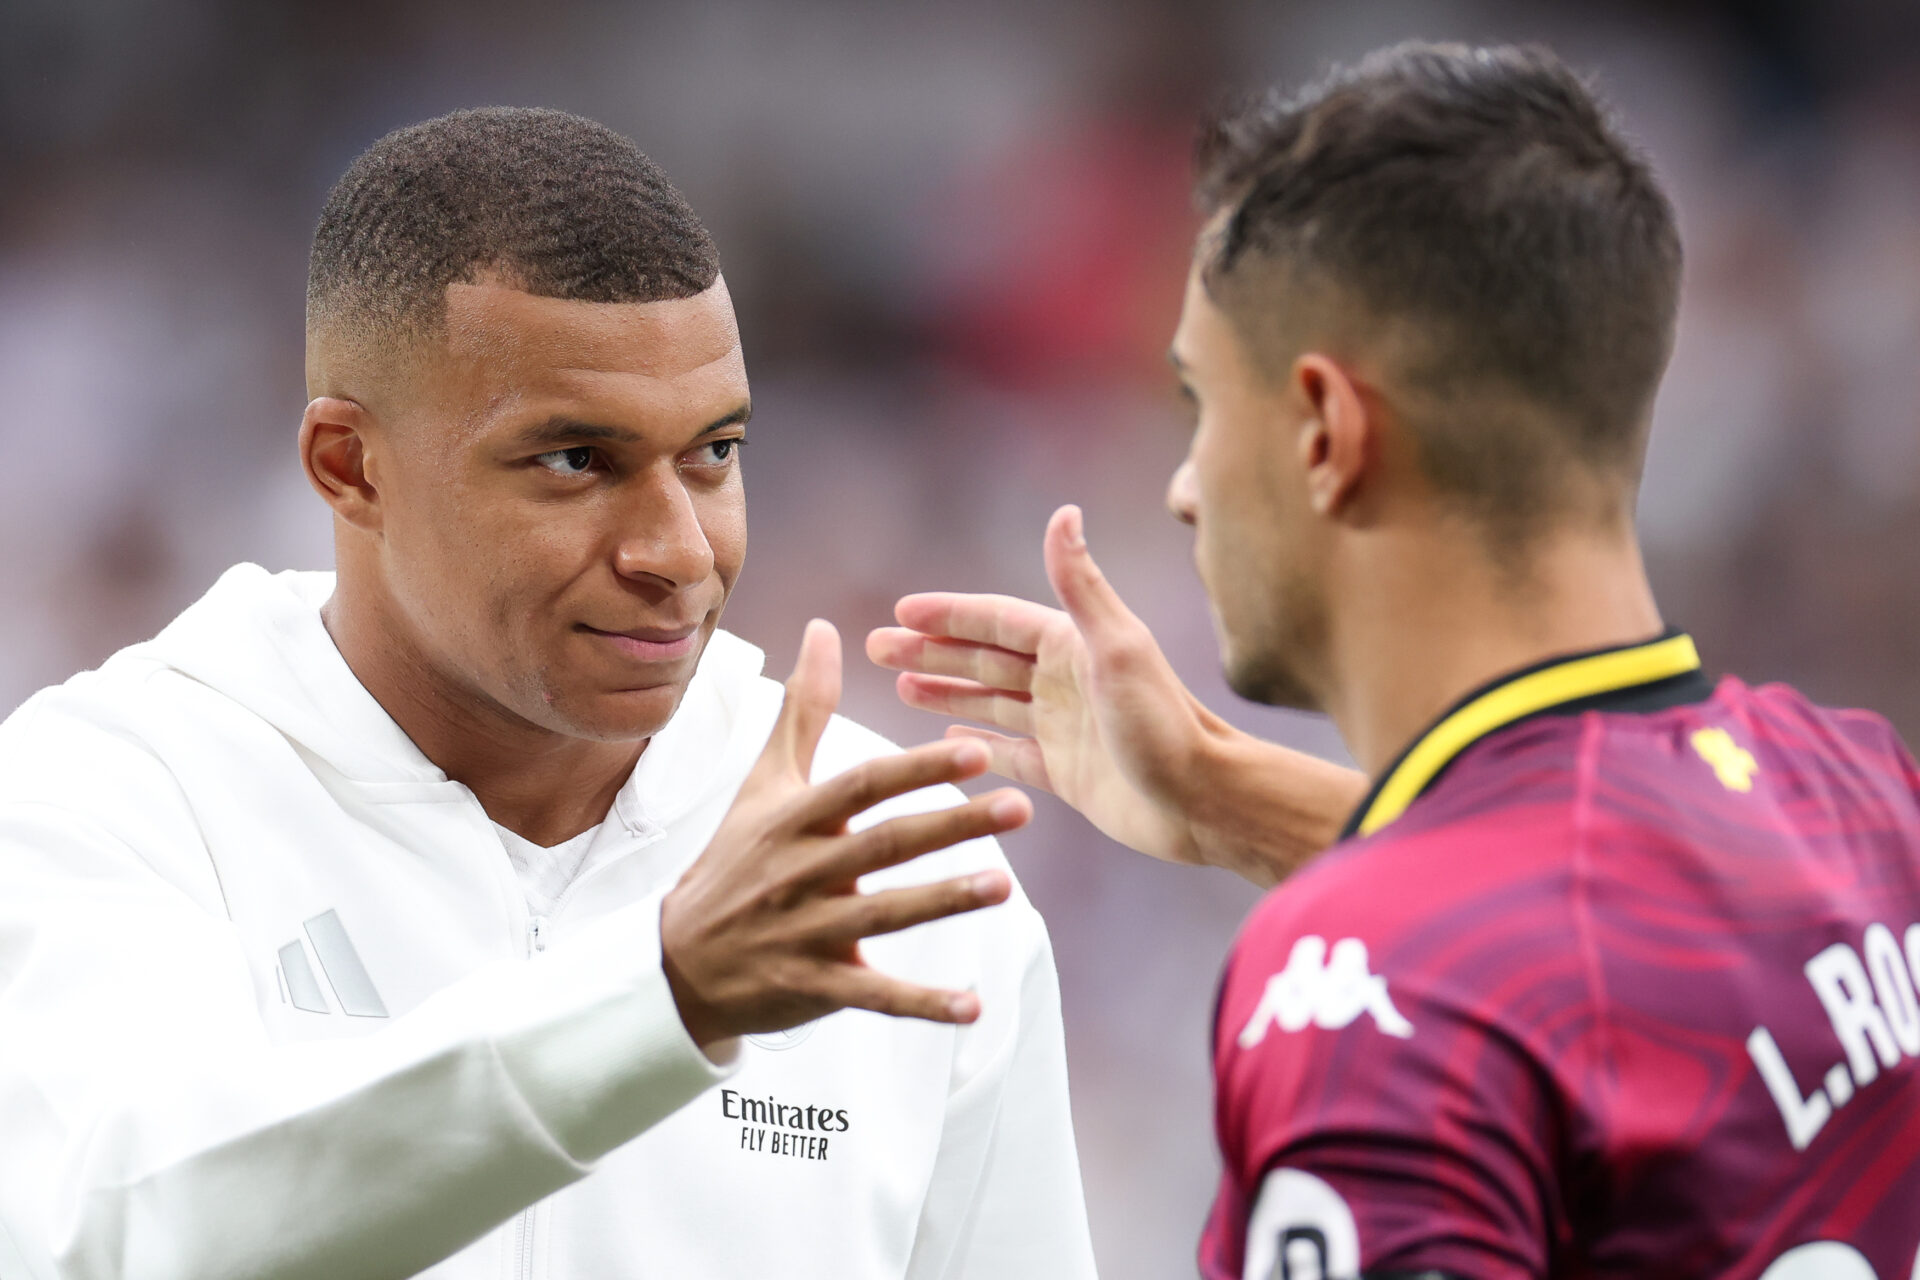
[1204, 632, 1920, 1280]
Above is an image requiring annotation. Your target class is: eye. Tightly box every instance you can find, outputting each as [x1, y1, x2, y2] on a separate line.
[688, 437, 746, 467]
[535, 446, 597, 476]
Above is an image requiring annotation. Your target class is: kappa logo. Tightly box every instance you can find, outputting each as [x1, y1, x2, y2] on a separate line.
[1238, 935, 1413, 1049]
[275, 909, 389, 1018]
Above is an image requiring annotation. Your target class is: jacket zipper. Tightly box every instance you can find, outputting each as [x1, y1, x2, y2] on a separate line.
[514, 1204, 537, 1280]
[477, 792, 663, 1280]
[508, 907, 546, 1279]
[462, 792, 545, 1280]
[516, 905, 547, 1273]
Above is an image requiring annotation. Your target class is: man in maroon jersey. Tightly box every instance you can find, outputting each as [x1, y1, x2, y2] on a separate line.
[868, 41, 1920, 1280]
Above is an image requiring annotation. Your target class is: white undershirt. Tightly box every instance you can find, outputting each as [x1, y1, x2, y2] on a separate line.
[493, 822, 599, 920]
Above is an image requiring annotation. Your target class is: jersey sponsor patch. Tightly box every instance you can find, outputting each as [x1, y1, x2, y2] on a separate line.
[1691, 726, 1760, 792]
[1237, 936, 1414, 1049]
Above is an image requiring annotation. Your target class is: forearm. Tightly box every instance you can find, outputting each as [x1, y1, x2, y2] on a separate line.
[1185, 715, 1369, 887]
[6, 878, 728, 1280]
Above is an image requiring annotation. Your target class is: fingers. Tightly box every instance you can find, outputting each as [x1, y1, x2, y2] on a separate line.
[820, 966, 983, 1025]
[760, 619, 842, 783]
[895, 672, 1036, 735]
[798, 737, 993, 832]
[891, 592, 1063, 656]
[825, 868, 1013, 942]
[1042, 505, 1139, 645]
[817, 787, 1031, 883]
[866, 628, 1036, 693]
[945, 725, 1055, 791]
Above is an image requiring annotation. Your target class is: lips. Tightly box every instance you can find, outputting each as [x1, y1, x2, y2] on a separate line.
[578, 622, 702, 662]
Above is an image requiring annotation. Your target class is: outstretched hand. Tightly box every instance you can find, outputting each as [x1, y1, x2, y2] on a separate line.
[869, 506, 1366, 886]
[662, 620, 1031, 1048]
[868, 506, 1221, 868]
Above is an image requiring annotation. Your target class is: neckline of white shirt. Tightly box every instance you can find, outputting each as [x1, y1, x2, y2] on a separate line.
[493, 822, 603, 921]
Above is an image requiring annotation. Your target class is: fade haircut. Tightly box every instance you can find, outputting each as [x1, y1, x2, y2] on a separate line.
[1197, 43, 1682, 532]
[308, 107, 720, 350]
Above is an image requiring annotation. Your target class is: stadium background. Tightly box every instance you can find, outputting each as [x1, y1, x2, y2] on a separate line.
[2, 0, 1917, 1273]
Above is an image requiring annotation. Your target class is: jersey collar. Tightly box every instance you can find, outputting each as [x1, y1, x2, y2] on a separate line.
[1341, 630, 1710, 840]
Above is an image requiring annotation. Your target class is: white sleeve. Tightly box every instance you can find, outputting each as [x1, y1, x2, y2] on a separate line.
[0, 800, 734, 1280]
[903, 891, 1098, 1280]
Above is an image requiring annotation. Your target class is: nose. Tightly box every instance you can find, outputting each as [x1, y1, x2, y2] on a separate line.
[612, 463, 715, 589]
[1166, 458, 1199, 526]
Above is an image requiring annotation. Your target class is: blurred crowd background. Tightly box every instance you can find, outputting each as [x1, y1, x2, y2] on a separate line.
[4, 0, 1918, 1274]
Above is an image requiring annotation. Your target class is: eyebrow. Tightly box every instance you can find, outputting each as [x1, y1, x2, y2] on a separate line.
[511, 404, 752, 448]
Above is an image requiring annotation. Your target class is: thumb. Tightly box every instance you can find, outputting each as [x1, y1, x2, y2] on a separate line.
[1043, 505, 1137, 645]
[767, 618, 842, 782]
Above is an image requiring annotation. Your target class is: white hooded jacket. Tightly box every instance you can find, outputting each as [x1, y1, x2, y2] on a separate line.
[0, 566, 1095, 1280]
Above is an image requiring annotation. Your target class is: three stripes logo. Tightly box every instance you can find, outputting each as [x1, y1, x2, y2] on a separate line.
[276, 909, 389, 1018]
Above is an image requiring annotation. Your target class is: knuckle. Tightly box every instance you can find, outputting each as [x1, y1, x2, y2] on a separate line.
[863, 822, 905, 866]
[842, 762, 889, 811]
[847, 895, 889, 937]
[936, 809, 976, 847]
[753, 883, 792, 918]
[768, 958, 815, 1002]
[1101, 637, 1147, 677]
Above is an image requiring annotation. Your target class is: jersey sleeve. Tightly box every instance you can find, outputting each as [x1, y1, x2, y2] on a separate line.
[1202, 872, 1584, 1280]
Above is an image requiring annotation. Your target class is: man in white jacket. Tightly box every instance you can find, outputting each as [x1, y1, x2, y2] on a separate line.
[0, 108, 1095, 1280]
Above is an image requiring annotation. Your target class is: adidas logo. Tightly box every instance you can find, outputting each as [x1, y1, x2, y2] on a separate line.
[1238, 935, 1413, 1047]
[275, 909, 388, 1018]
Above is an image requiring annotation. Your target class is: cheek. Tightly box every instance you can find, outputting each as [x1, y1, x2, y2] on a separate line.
[700, 480, 748, 587]
[380, 462, 491, 603]
[1195, 418, 1298, 583]
[1191, 421, 1263, 540]
[386, 465, 577, 639]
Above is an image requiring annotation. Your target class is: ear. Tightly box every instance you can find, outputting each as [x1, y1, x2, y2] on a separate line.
[1291, 353, 1373, 519]
[299, 397, 383, 533]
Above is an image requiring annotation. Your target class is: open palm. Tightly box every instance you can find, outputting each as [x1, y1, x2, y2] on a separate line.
[867, 506, 1218, 866]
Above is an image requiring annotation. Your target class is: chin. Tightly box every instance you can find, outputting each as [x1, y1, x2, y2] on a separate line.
[1224, 648, 1321, 711]
[1208, 562, 1326, 711]
[1215, 604, 1323, 711]
[542, 681, 690, 743]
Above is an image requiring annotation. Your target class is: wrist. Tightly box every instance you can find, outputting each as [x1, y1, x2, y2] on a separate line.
[659, 901, 723, 1048]
[1184, 725, 1362, 887]
[662, 951, 722, 1048]
[1181, 723, 1268, 881]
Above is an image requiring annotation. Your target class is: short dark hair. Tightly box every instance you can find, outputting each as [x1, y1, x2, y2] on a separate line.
[1197, 43, 1682, 528]
[308, 107, 719, 344]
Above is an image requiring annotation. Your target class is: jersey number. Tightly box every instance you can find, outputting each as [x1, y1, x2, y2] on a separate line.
[1247, 1175, 1918, 1280]
[1760, 1242, 1920, 1280]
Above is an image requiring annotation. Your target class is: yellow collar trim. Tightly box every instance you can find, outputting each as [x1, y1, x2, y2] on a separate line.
[1354, 633, 1702, 837]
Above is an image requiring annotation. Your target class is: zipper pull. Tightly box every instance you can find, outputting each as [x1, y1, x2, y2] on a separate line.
[528, 915, 548, 954]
